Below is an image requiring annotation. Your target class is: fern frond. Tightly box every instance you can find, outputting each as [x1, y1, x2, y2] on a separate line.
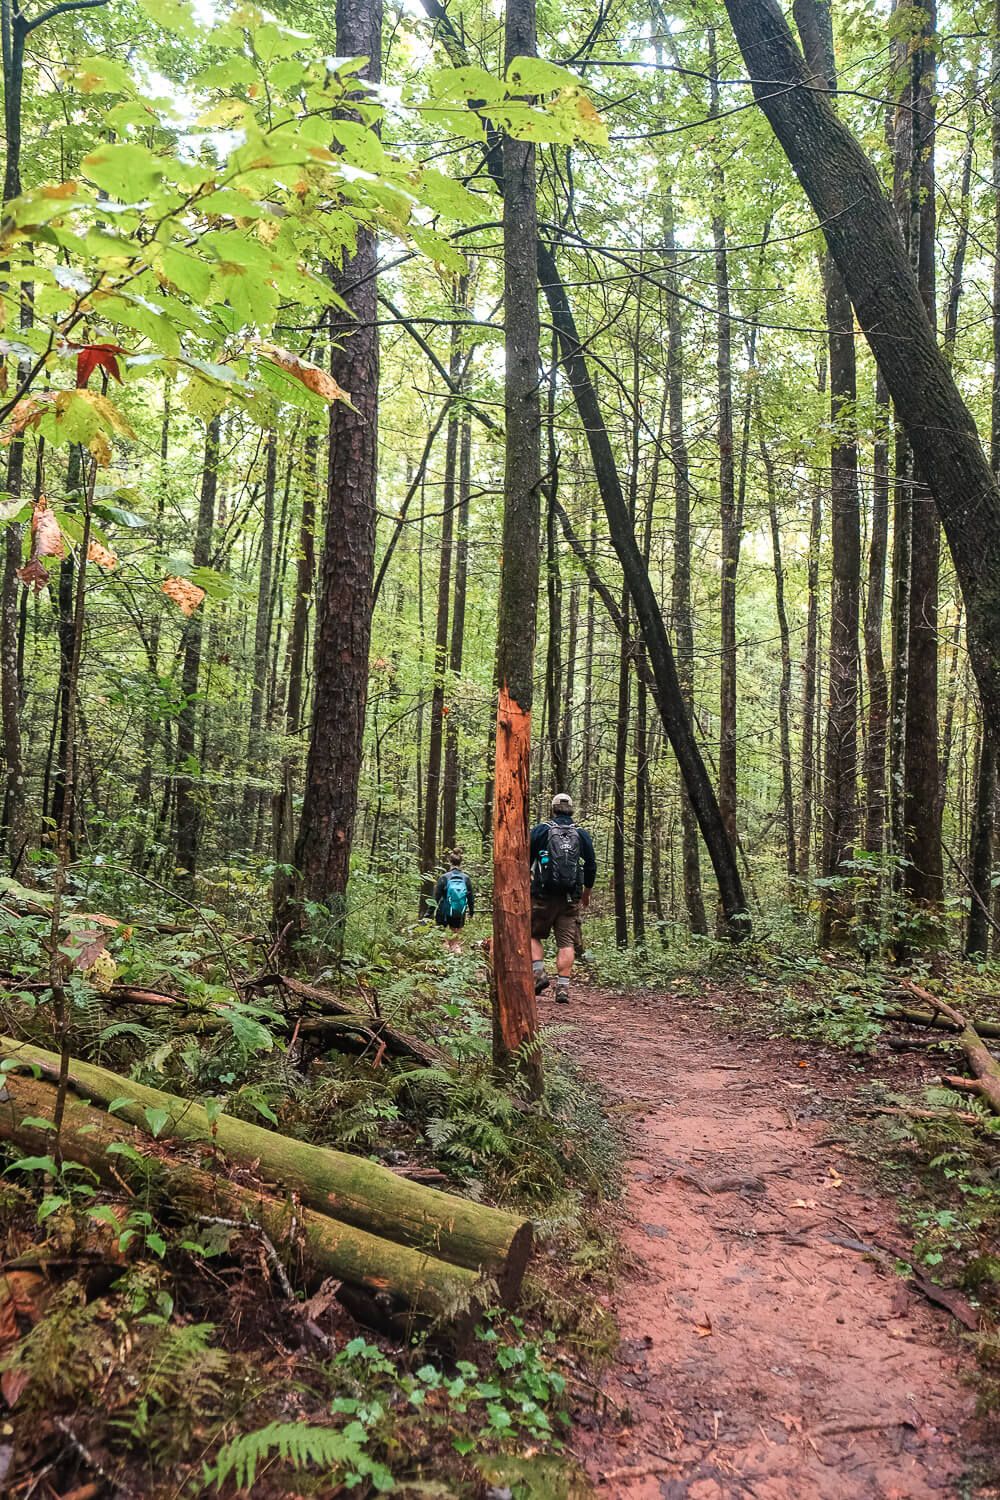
[207, 1420, 394, 1492]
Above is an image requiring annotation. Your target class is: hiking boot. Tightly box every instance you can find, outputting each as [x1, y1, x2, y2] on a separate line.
[555, 984, 570, 1004]
[534, 973, 550, 995]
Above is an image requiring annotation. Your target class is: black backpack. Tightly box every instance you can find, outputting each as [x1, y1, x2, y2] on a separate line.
[541, 821, 582, 895]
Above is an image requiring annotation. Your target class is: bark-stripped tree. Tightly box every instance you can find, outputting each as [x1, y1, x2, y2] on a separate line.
[492, 0, 542, 1089]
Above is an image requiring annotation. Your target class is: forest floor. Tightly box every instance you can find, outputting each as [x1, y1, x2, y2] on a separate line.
[551, 979, 992, 1500]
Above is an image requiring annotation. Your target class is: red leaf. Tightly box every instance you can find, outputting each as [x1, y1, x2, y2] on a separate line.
[75, 343, 127, 389]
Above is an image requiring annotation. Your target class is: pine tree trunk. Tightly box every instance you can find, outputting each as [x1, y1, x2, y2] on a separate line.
[966, 734, 996, 957]
[293, 0, 382, 939]
[493, 0, 542, 1089]
[612, 592, 630, 948]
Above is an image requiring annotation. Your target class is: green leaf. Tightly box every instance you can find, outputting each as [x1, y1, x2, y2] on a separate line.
[505, 56, 580, 93]
[38, 1194, 68, 1220]
[69, 55, 134, 95]
[6, 1155, 59, 1176]
[143, 1105, 171, 1138]
[89, 1203, 122, 1228]
[18, 1116, 55, 1132]
[107, 1095, 137, 1114]
[146, 1231, 167, 1257]
[83, 142, 166, 200]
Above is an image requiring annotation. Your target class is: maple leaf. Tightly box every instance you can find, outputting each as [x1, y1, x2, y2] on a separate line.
[74, 342, 127, 389]
[1, 393, 54, 444]
[161, 575, 206, 616]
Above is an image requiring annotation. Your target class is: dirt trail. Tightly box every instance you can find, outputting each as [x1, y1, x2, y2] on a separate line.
[555, 982, 979, 1500]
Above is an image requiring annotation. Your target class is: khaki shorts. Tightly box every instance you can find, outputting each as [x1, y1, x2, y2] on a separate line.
[531, 894, 580, 950]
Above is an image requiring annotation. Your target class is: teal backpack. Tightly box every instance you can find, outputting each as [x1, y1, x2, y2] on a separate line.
[444, 872, 468, 920]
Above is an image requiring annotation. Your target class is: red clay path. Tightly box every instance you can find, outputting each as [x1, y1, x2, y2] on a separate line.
[553, 982, 984, 1500]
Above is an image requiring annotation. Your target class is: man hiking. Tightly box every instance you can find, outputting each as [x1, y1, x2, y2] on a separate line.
[434, 850, 474, 952]
[530, 793, 596, 1003]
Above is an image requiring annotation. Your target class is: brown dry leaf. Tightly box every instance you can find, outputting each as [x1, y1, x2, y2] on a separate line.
[67, 927, 108, 972]
[0, 1271, 51, 1355]
[1, 393, 53, 444]
[258, 341, 351, 405]
[32, 500, 65, 560]
[694, 1314, 713, 1338]
[16, 558, 50, 592]
[87, 540, 118, 570]
[791, 1198, 819, 1210]
[161, 575, 206, 616]
[826, 1166, 844, 1190]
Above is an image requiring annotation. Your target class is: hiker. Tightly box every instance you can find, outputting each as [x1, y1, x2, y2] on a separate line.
[530, 793, 596, 1003]
[434, 851, 474, 951]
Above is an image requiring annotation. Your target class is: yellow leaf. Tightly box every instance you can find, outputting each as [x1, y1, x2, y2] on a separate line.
[257, 341, 352, 405]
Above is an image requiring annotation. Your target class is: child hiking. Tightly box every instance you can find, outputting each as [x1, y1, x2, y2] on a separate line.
[434, 851, 475, 952]
[529, 793, 597, 1004]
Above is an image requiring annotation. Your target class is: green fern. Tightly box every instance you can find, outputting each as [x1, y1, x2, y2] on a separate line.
[207, 1420, 394, 1492]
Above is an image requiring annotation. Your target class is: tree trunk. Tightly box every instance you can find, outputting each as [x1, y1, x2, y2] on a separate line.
[493, 0, 542, 1089]
[418, 336, 460, 911]
[864, 370, 890, 868]
[664, 184, 707, 935]
[544, 358, 567, 793]
[798, 464, 822, 881]
[442, 411, 471, 854]
[722, 0, 1000, 749]
[710, 30, 739, 865]
[243, 430, 277, 835]
[761, 438, 796, 884]
[794, 0, 861, 945]
[612, 592, 630, 948]
[293, 0, 382, 939]
[966, 734, 996, 958]
[175, 417, 220, 882]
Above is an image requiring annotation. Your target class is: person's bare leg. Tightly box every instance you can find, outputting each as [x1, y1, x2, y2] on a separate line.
[555, 944, 574, 1001]
[532, 936, 549, 993]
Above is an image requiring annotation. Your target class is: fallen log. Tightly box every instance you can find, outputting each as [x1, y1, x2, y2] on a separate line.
[883, 1001, 1000, 1041]
[0, 1073, 479, 1325]
[0, 1036, 532, 1300]
[243, 972, 443, 1067]
[900, 980, 1000, 1115]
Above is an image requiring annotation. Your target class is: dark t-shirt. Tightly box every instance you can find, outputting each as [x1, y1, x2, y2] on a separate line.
[529, 815, 597, 896]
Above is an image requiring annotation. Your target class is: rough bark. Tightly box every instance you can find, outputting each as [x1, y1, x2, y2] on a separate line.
[798, 466, 822, 881]
[865, 370, 891, 866]
[722, 0, 1000, 749]
[175, 417, 220, 882]
[442, 412, 471, 853]
[794, 0, 860, 944]
[243, 431, 277, 834]
[493, 0, 542, 1087]
[294, 0, 382, 932]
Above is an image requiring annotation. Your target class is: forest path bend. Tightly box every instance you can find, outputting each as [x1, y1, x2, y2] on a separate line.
[554, 982, 976, 1500]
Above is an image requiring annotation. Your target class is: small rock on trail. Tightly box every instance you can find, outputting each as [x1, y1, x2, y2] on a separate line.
[553, 983, 980, 1500]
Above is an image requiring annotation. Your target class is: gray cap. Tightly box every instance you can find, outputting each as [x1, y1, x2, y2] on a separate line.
[551, 793, 574, 816]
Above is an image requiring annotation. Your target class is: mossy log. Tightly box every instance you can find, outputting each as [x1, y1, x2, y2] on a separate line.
[0, 1036, 532, 1300]
[0, 1073, 479, 1325]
